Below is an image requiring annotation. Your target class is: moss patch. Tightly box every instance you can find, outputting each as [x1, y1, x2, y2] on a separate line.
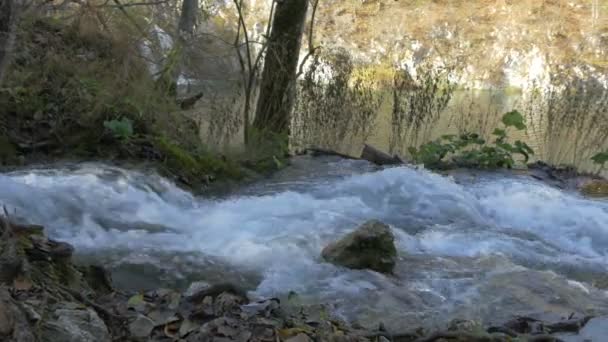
[154, 137, 244, 187]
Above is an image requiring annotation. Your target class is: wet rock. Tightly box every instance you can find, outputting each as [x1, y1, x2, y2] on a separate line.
[560, 316, 608, 342]
[185, 280, 211, 298]
[129, 314, 155, 338]
[580, 179, 608, 197]
[0, 235, 24, 284]
[82, 265, 113, 295]
[242, 298, 281, 318]
[286, 333, 313, 342]
[20, 301, 42, 323]
[187, 282, 249, 305]
[201, 317, 242, 338]
[214, 292, 246, 316]
[0, 292, 15, 337]
[40, 305, 111, 342]
[27, 235, 74, 261]
[448, 318, 481, 332]
[148, 309, 179, 326]
[179, 318, 199, 338]
[0, 288, 35, 342]
[360, 144, 404, 166]
[322, 220, 397, 274]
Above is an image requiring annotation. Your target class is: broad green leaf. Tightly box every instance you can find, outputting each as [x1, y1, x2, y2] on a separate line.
[502, 110, 526, 130]
[591, 152, 608, 165]
[492, 128, 506, 137]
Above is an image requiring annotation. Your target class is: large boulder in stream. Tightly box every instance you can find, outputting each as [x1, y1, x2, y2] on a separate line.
[322, 220, 397, 274]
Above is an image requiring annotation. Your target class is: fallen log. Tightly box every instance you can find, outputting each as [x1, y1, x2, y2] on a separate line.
[360, 144, 404, 166]
[303, 147, 360, 160]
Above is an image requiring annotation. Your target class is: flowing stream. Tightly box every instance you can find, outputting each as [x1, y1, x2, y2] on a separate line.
[1, 157, 608, 330]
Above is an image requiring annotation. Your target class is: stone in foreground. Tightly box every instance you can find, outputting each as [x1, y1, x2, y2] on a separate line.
[321, 220, 397, 274]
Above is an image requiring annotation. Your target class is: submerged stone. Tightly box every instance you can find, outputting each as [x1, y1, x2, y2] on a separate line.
[580, 179, 608, 197]
[321, 220, 397, 274]
[40, 306, 111, 342]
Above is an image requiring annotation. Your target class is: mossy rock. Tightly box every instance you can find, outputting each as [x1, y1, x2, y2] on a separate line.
[154, 137, 243, 187]
[321, 220, 397, 274]
[580, 179, 608, 197]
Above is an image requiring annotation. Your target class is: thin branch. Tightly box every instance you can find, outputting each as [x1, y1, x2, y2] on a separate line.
[111, 0, 147, 36]
[296, 0, 320, 78]
[233, 0, 253, 75]
[105, 0, 169, 7]
[251, 1, 275, 77]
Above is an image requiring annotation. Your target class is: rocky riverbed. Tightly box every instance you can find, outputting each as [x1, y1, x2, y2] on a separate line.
[2, 213, 608, 342]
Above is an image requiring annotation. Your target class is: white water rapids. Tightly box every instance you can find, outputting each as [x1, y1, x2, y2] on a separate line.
[2, 157, 608, 329]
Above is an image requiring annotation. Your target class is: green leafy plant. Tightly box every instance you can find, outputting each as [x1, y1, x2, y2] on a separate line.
[501, 110, 526, 130]
[592, 151, 608, 174]
[409, 110, 534, 169]
[592, 151, 608, 166]
[103, 117, 134, 140]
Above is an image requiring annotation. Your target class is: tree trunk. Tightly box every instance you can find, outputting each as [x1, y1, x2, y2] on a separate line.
[253, 0, 308, 136]
[0, 0, 17, 85]
[178, 0, 198, 36]
[158, 0, 199, 97]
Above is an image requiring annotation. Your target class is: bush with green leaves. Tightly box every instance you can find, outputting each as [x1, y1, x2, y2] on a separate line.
[103, 118, 134, 140]
[592, 151, 608, 174]
[409, 110, 534, 169]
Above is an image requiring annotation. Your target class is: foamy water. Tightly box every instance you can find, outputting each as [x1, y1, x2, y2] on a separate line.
[2, 158, 608, 329]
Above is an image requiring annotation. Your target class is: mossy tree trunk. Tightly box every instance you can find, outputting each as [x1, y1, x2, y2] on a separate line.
[178, 0, 199, 36]
[253, 0, 308, 137]
[0, 0, 16, 85]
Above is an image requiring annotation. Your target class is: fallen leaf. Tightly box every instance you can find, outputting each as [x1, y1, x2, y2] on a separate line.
[13, 275, 32, 291]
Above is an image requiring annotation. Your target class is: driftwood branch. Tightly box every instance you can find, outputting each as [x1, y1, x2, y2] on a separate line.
[361, 144, 405, 165]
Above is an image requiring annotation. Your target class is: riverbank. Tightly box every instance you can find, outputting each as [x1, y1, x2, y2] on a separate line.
[0, 17, 290, 192]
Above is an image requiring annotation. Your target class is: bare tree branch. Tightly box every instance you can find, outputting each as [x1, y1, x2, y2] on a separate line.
[106, 0, 169, 8]
[111, 0, 147, 35]
[296, 0, 320, 78]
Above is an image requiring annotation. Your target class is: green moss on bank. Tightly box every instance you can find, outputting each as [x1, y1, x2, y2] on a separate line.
[154, 137, 244, 184]
[0, 17, 248, 189]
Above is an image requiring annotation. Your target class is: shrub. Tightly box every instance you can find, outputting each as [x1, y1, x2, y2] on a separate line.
[409, 110, 534, 169]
